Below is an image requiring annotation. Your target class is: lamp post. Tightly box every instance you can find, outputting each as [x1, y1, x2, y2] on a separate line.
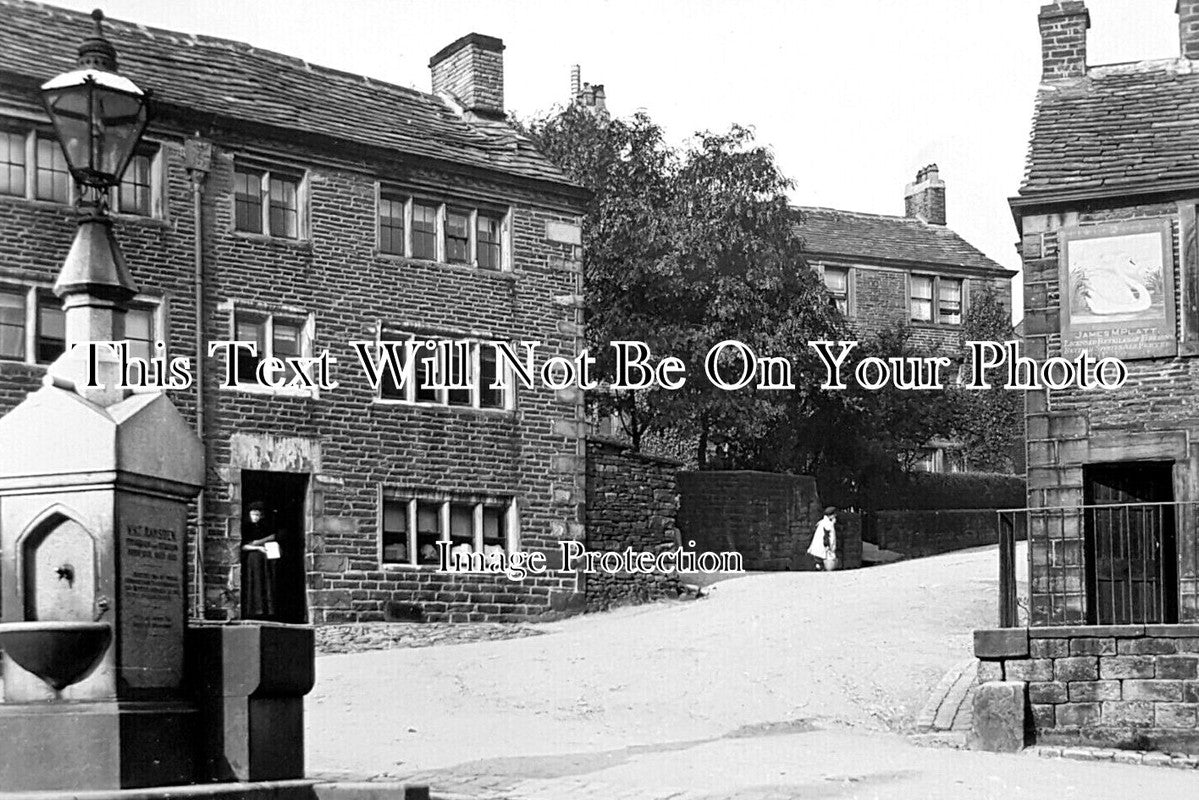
[39, 9, 150, 405]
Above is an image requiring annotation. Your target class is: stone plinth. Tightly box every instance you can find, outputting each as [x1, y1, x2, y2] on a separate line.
[187, 622, 315, 782]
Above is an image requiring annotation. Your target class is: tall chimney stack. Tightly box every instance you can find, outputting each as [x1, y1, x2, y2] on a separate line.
[1038, 2, 1089, 81]
[1179, 1, 1199, 60]
[570, 65, 581, 100]
[430, 33, 505, 120]
[905, 165, 946, 226]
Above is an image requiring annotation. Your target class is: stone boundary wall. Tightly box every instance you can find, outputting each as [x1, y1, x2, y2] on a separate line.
[976, 625, 1199, 752]
[584, 437, 687, 611]
[678, 471, 861, 571]
[867, 509, 1012, 558]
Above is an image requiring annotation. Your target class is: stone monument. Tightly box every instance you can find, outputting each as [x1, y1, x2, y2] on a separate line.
[0, 11, 314, 794]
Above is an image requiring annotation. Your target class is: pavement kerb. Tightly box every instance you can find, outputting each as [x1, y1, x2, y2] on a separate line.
[1030, 745, 1199, 770]
[915, 657, 977, 733]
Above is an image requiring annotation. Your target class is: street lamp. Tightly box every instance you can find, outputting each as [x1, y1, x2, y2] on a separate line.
[39, 9, 148, 404]
[40, 9, 149, 204]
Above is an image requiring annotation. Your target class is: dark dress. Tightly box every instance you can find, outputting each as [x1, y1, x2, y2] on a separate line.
[243, 520, 277, 620]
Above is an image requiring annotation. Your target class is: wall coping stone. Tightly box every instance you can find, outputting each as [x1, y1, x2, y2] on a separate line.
[1144, 624, 1199, 637]
[1030, 625, 1145, 638]
[586, 436, 684, 467]
[975, 628, 1030, 658]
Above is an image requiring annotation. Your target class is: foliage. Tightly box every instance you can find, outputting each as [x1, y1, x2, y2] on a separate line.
[520, 105, 843, 466]
[868, 471, 1026, 511]
[958, 282, 1023, 472]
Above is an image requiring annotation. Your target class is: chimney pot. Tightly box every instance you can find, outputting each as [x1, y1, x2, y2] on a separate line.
[905, 164, 947, 226]
[1038, 2, 1089, 81]
[430, 33, 505, 119]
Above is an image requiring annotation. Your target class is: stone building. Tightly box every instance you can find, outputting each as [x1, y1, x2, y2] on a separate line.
[0, 1, 589, 623]
[973, 0, 1199, 754]
[796, 170, 1017, 471]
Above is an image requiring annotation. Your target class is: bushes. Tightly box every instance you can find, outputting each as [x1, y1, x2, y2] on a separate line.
[869, 471, 1025, 511]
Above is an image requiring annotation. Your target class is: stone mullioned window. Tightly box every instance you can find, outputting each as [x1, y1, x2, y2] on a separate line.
[376, 186, 509, 271]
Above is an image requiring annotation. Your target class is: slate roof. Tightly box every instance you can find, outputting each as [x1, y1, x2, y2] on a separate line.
[793, 206, 1011, 275]
[0, 0, 578, 191]
[1020, 58, 1199, 198]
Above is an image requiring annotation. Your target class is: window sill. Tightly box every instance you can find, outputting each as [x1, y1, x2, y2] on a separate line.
[371, 398, 514, 416]
[0, 195, 75, 214]
[220, 383, 317, 399]
[230, 229, 313, 250]
[111, 211, 169, 228]
[379, 555, 517, 571]
[372, 252, 517, 281]
[909, 321, 962, 331]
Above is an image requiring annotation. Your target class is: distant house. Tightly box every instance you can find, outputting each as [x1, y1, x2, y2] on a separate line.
[796, 166, 1017, 471]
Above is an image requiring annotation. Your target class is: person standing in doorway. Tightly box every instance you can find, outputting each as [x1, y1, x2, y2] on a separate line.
[807, 506, 838, 572]
[242, 500, 278, 620]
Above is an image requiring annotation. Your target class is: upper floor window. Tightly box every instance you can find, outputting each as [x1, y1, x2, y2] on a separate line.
[234, 163, 303, 239]
[376, 189, 510, 271]
[35, 135, 69, 203]
[0, 287, 163, 366]
[0, 289, 25, 360]
[0, 131, 27, 198]
[36, 292, 65, 363]
[372, 332, 514, 411]
[911, 274, 964, 326]
[0, 124, 163, 216]
[938, 278, 963, 325]
[823, 267, 850, 315]
[229, 308, 314, 391]
[115, 151, 154, 216]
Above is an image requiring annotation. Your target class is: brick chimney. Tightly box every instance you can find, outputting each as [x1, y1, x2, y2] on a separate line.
[904, 165, 946, 226]
[1039, 2, 1089, 81]
[430, 33, 505, 119]
[1180, 1, 1199, 60]
[569, 67, 608, 115]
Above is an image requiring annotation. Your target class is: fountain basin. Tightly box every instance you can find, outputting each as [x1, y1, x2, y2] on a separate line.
[0, 620, 111, 692]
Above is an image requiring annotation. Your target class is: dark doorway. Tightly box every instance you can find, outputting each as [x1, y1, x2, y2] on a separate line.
[241, 470, 308, 624]
[1083, 461, 1177, 625]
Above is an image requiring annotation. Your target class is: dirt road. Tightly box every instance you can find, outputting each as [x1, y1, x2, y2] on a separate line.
[307, 546, 1197, 798]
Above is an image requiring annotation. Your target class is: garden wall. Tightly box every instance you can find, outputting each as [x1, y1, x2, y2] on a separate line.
[584, 437, 688, 610]
[677, 471, 861, 570]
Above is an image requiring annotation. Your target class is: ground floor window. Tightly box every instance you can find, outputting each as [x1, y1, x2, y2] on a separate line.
[380, 493, 516, 567]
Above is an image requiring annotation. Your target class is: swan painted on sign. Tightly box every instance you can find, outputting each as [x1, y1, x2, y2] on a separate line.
[1079, 258, 1153, 315]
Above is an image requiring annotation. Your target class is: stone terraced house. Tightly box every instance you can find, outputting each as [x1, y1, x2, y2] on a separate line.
[0, 0, 589, 623]
[797, 168, 1017, 472]
[973, 0, 1199, 755]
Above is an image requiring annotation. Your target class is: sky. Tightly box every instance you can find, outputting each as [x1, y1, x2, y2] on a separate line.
[44, 0, 1187, 320]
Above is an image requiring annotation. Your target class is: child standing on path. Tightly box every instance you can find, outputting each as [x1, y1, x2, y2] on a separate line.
[807, 506, 838, 571]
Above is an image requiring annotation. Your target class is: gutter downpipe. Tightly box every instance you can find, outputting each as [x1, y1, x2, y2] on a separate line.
[185, 137, 212, 620]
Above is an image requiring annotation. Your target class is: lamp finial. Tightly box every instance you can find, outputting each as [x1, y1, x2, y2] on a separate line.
[78, 8, 117, 71]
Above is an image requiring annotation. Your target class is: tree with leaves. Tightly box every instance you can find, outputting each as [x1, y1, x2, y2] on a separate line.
[958, 283, 1022, 472]
[520, 105, 843, 466]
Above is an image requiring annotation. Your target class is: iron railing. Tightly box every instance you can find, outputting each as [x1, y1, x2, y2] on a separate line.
[997, 502, 1195, 628]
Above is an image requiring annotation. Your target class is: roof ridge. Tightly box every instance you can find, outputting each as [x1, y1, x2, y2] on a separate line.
[794, 205, 929, 225]
[5, 0, 437, 104]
